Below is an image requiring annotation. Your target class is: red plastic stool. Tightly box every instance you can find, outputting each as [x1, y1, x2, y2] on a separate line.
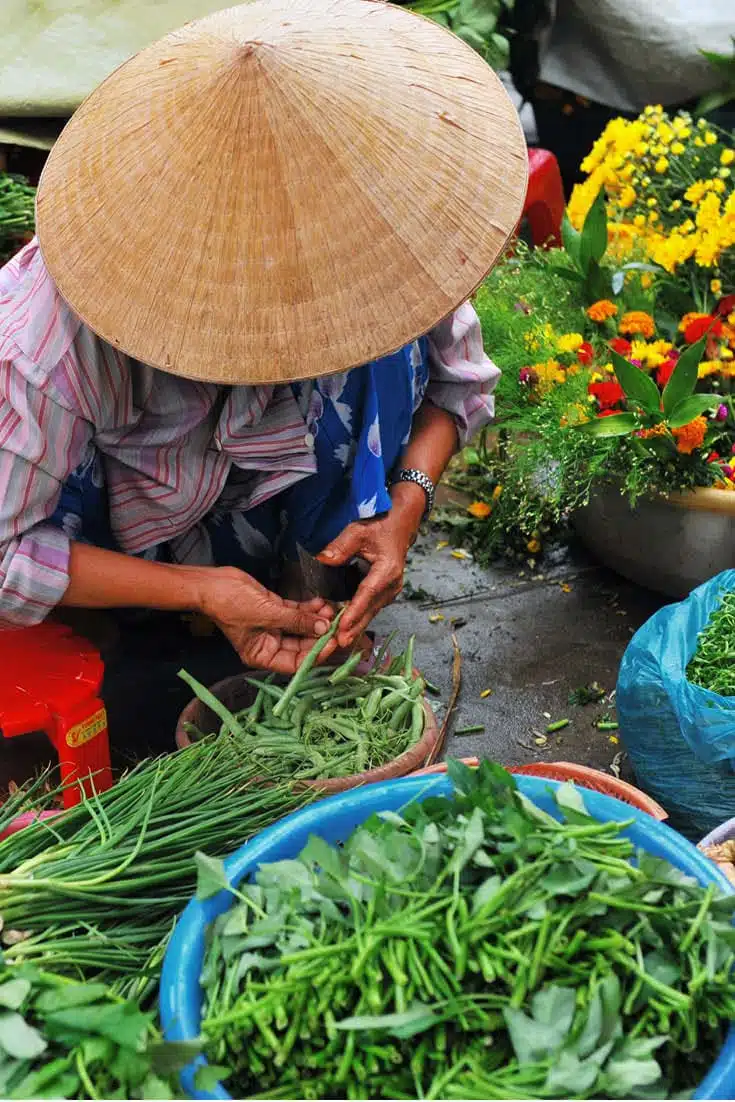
[0, 622, 111, 808]
[523, 148, 565, 248]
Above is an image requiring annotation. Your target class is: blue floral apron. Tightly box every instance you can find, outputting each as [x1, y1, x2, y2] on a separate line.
[49, 340, 429, 587]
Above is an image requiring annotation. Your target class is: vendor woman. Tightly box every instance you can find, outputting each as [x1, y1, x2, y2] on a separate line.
[0, 0, 527, 673]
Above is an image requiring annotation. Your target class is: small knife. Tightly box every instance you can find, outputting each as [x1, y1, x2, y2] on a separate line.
[295, 543, 368, 603]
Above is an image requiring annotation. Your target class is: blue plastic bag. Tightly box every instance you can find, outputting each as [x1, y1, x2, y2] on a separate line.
[618, 569, 735, 840]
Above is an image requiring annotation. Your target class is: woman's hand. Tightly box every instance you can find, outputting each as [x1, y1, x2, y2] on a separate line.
[199, 567, 335, 673]
[317, 482, 425, 648]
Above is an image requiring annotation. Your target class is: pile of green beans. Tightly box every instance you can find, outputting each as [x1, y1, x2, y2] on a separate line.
[0, 173, 35, 259]
[687, 589, 735, 695]
[179, 621, 427, 781]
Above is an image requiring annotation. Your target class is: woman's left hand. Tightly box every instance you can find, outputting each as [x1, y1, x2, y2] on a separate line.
[317, 482, 425, 648]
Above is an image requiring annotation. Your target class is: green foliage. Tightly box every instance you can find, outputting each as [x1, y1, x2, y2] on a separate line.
[0, 961, 196, 1099]
[0, 174, 35, 264]
[198, 760, 735, 1099]
[396, 0, 512, 69]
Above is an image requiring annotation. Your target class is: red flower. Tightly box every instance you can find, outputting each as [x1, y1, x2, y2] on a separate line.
[656, 359, 677, 387]
[715, 294, 735, 318]
[610, 338, 632, 356]
[684, 315, 723, 344]
[707, 452, 721, 463]
[577, 342, 594, 365]
[588, 380, 625, 409]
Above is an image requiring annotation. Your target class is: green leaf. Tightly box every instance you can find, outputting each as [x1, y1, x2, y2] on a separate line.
[545, 1050, 601, 1095]
[602, 1051, 664, 1097]
[504, 985, 576, 1065]
[637, 434, 675, 460]
[662, 338, 707, 416]
[300, 834, 344, 881]
[457, 0, 499, 36]
[579, 189, 608, 272]
[0, 1011, 47, 1059]
[577, 413, 640, 438]
[45, 1002, 148, 1050]
[194, 851, 231, 900]
[10, 1065, 79, 1101]
[552, 266, 584, 284]
[194, 1064, 231, 1092]
[697, 88, 735, 117]
[448, 806, 485, 873]
[141, 1073, 174, 1100]
[561, 212, 581, 268]
[610, 349, 661, 414]
[642, 950, 680, 989]
[337, 1002, 438, 1038]
[667, 394, 720, 429]
[487, 31, 510, 67]
[555, 780, 588, 816]
[35, 983, 110, 1014]
[541, 860, 598, 897]
[472, 875, 502, 913]
[149, 1040, 203, 1077]
[0, 979, 30, 1010]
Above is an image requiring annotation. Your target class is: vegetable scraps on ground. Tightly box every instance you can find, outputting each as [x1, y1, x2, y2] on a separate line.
[197, 760, 735, 1100]
[687, 588, 735, 695]
[0, 962, 197, 1099]
[179, 620, 427, 781]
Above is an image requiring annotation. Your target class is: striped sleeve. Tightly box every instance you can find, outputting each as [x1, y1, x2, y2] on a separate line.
[425, 301, 500, 446]
[0, 355, 92, 627]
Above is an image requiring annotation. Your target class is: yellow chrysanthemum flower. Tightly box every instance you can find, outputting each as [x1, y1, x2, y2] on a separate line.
[722, 149, 735, 166]
[556, 333, 585, 353]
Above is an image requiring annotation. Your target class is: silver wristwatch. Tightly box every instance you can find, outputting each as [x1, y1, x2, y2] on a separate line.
[391, 468, 436, 519]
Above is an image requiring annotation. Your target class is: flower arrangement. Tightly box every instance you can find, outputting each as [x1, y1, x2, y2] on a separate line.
[440, 108, 735, 562]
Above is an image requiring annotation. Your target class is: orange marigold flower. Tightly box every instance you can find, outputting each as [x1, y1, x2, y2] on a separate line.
[467, 501, 492, 519]
[637, 423, 668, 439]
[672, 416, 708, 455]
[619, 311, 655, 338]
[586, 300, 618, 322]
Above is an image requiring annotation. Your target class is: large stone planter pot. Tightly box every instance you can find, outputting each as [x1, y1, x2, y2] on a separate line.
[574, 485, 735, 599]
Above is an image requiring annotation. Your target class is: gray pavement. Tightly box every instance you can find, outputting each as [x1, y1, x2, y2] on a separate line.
[373, 532, 664, 775]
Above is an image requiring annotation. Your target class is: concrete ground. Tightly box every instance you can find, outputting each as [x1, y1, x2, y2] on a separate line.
[375, 533, 664, 776]
[0, 530, 667, 793]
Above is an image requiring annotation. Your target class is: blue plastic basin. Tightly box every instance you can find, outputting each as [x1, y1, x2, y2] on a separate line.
[160, 774, 735, 1101]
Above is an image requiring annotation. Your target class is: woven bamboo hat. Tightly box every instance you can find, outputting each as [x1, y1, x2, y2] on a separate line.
[36, 0, 528, 385]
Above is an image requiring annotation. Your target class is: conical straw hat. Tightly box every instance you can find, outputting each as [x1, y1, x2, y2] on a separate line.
[36, 0, 528, 385]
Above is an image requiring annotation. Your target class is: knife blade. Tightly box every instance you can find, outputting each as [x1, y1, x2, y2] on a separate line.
[295, 543, 368, 603]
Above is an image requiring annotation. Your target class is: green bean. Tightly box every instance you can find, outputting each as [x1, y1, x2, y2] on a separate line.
[329, 652, 363, 684]
[390, 698, 414, 731]
[273, 612, 344, 717]
[411, 701, 425, 741]
[178, 669, 245, 736]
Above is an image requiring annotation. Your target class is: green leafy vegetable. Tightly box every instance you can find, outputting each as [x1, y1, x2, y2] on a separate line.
[198, 760, 735, 1099]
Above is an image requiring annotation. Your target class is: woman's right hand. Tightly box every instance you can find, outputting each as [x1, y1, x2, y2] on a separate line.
[198, 567, 336, 673]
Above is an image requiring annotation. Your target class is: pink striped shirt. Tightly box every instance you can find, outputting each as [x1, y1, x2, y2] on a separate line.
[0, 241, 499, 627]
